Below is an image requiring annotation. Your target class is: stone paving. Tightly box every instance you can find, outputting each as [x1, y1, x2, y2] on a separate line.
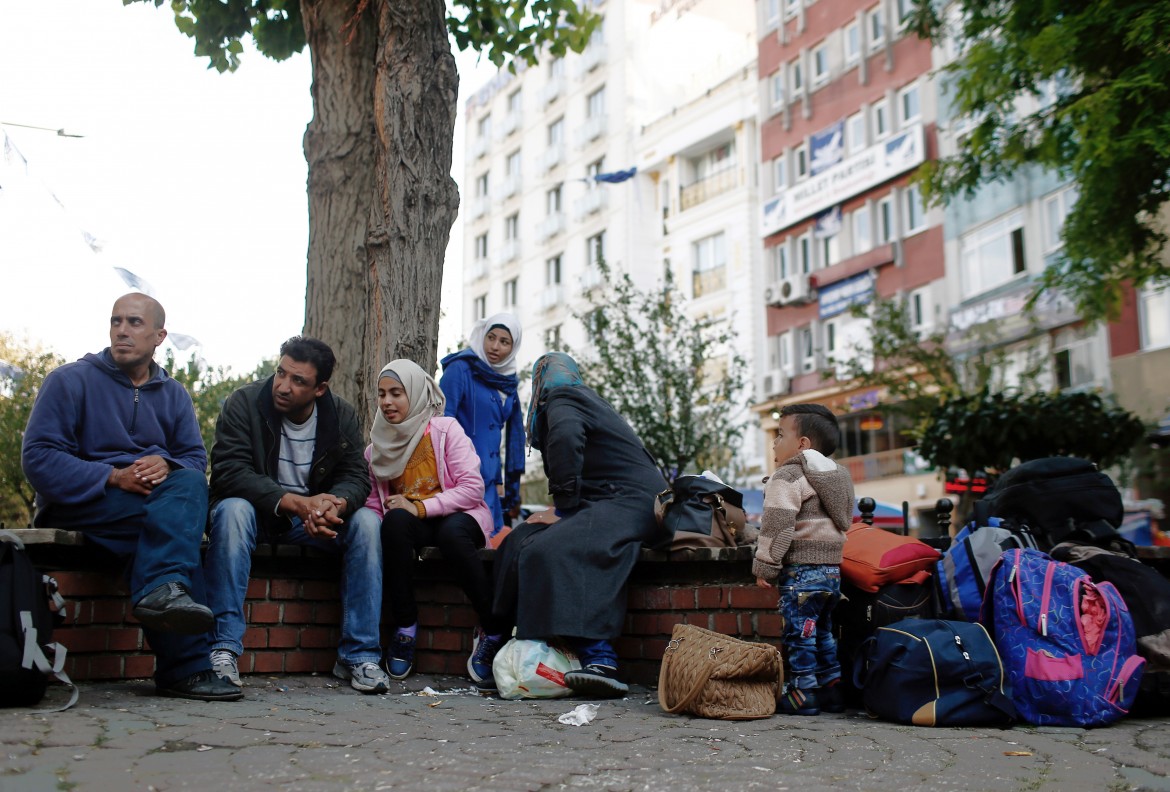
[2, 675, 1168, 792]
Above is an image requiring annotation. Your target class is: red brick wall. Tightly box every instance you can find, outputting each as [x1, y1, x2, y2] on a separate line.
[44, 565, 774, 687]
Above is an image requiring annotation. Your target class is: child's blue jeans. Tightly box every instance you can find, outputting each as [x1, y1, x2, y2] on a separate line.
[777, 564, 842, 691]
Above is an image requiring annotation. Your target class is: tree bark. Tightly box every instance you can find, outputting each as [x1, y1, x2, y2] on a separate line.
[367, 0, 460, 380]
[300, 0, 458, 428]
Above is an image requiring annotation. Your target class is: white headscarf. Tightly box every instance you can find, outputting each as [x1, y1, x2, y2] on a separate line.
[467, 312, 523, 377]
[369, 359, 446, 481]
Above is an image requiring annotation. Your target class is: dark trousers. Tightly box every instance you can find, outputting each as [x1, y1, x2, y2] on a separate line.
[38, 468, 211, 686]
[380, 509, 504, 635]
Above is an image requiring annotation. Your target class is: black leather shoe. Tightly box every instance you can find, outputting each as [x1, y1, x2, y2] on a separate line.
[564, 664, 629, 698]
[156, 670, 244, 701]
[132, 582, 214, 634]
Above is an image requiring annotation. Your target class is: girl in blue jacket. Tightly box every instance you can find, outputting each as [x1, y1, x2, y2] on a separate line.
[439, 313, 525, 539]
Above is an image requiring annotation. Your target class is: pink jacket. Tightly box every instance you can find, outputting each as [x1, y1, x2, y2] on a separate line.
[364, 416, 494, 541]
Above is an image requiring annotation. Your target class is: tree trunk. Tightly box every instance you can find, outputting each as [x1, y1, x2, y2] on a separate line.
[302, 0, 378, 413]
[300, 0, 459, 429]
[367, 0, 460, 379]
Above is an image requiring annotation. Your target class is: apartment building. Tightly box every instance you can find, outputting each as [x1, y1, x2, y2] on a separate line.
[460, 0, 765, 481]
[754, 0, 946, 508]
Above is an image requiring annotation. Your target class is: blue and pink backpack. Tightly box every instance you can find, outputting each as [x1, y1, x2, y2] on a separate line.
[980, 548, 1144, 726]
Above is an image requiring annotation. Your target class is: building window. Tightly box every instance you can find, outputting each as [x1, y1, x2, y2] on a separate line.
[548, 117, 564, 147]
[812, 44, 830, 85]
[545, 255, 562, 285]
[825, 319, 837, 355]
[587, 231, 606, 268]
[790, 58, 804, 93]
[845, 22, 861, 64]
[692, 232, 727, 297]
[895, 0, 914, 26]
[904, 185, 926, 234]
[821, 232, 840, 269]
[477, 114, 492, 141]
[474, 233, 489, 260]
[772, 242, 790, 280]
[799, 325, 816, 372]
[1042, 186, 1078, 252]
[475, 172, 489, 198]
[779, 331, 793, 373]
[784, 0, 800, 19]
[847, 112, 866, 155]
[899, 84, 921, 126]
[908, 286, 931, 333]
[503, 277, 518, 308]
[544, 324, 562, 350]
[774, 156, 787, 193]
[507, 89, 521, 116]
[770, 71, 785, 110]
[795, 143, 809, 180]
[798, 233, 812, 274]
[587, 157, 605, 182]
[959, 210, 1026, 296]
[874, 99, 891, 140]
[587, 86, 606, 118]
[505, 212, 519, 241]
[1053, 325, 1102, 391]
[547, 184, 562, 214]
[550, 57, 565, 79]
[474, 294, 486, 320]
[868, 6, 885, 49]
[765, 0, 781, 26]
[853, 205, 872, 254]
[877, 196, 894, 243]
[1139, 285, 1170, 350]
[506, 149, 521, 178]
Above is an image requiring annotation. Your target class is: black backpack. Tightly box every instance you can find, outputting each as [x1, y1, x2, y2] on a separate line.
[980, 457, 1125, 550]
[0, 531, 76, 710]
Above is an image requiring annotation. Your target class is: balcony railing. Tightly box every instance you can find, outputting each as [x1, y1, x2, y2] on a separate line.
[680, 168, 739, 211]
[536, 212, 566, 242]
[838, 447, 913, 485]
[692, 265, 726, 298]
[577, 114, 606, 148]
[539, 285, 564, 311]
[578, 43, 607, 76]
[541, 144, 565, 172]
[492, 239, 520, 267]
[496, 112, 521, 140]
[573, 188, 608, 221]
[471, 135, 490, 159]
[541, 75, 566, 104]
[492, 173, 521, 201]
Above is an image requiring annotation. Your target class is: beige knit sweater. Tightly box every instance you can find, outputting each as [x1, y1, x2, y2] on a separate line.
[753, 449, 856, 582]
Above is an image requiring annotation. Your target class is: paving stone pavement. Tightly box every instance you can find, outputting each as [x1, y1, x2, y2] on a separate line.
[1, 675, 1168, 792]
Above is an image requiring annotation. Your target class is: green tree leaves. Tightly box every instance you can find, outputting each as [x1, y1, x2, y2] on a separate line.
[0, 336, 64, 526]
[911, 0, 1170, 320]
[571, 261, 749, 484]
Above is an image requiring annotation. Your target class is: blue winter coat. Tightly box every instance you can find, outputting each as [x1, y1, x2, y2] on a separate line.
[439, 348, 524, 532]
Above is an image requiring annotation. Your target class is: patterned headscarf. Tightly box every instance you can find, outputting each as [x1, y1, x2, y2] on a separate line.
[370, 359, 446, 480]
[525, 352, 584, 450]
[468, 312, 523, 378]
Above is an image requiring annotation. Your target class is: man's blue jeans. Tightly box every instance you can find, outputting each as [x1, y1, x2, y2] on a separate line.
[777, 564, 842, 691]
[204, 498, 383, 665]
[37, 468, 211, 686]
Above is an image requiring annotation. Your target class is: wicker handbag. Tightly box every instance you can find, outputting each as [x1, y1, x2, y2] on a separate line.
[658, 624, 784, 720]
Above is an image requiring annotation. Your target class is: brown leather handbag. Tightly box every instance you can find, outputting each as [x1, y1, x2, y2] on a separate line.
[658, 624, 784, 720]
[655, 476, 748, 551]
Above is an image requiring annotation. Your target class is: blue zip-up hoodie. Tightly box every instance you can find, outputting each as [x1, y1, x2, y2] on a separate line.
[22, 349, 207, 510]
[439, 347, 525, 531]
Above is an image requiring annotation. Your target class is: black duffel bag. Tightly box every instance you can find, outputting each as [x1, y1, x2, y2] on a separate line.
[654, 475, 747, 551]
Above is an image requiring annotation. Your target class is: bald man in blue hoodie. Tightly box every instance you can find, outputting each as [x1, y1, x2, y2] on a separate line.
[22, 292, 241, 701]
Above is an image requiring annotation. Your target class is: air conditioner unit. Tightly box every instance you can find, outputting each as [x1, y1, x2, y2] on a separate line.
[762, 369, 788, 397]
[764, 281, 785, 306]
[776, 274, 813, 306]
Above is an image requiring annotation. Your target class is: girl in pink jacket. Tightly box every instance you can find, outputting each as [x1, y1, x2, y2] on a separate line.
[365, 359, 505, 693]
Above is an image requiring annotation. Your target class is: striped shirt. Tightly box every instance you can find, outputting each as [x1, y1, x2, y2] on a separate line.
[277, 408, 317, 496]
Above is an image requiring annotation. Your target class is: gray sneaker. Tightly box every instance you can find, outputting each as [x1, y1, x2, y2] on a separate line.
[210, 649, 241, 687]
[333, 661, 390, 694]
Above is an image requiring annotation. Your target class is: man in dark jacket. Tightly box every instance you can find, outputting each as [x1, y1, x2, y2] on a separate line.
[22, 292, 240, 701]
[204, 336, 388, 694]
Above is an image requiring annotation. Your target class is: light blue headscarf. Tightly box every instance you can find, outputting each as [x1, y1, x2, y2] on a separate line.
[525, 352, 584, 450]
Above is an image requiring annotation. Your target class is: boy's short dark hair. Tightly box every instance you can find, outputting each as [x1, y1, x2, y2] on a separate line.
[279, 336, 336, 384]
[780, 403, 840, 457]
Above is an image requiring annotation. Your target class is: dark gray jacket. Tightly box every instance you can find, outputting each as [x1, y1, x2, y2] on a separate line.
[209, 376, 370, 532]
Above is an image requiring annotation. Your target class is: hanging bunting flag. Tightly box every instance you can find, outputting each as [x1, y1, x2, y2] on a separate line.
[167, 332, 201, 351]
[593, 166, 637, 184]
[114, 267, 156, 295]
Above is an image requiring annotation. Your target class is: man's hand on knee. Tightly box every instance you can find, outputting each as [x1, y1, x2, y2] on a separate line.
[109, 465, 154, 495]
[280, 492, 345, 539]
[131, 454, 171, 487]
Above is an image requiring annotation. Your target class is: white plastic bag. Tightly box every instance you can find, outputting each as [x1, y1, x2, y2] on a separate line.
[492, 638, 582, 700]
